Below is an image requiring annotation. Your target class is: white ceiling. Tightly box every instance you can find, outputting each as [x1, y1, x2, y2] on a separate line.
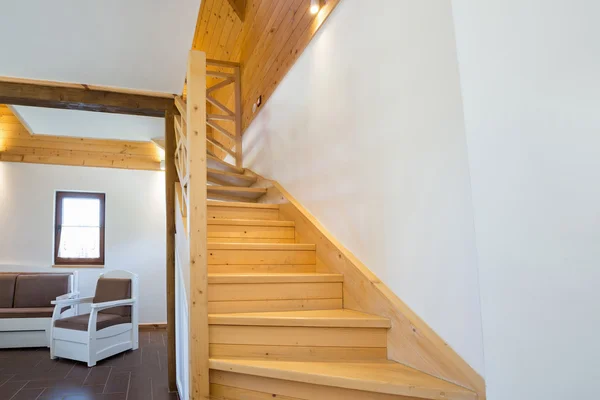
[11, 106, 164, 142]
[0, 0, 201, 94]
[0, 0, 201, 142]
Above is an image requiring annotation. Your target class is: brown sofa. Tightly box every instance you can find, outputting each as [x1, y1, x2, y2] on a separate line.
[0, 272, 75, 348]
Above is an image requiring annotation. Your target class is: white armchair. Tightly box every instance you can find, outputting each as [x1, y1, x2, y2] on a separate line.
[50, 270, 139, 367]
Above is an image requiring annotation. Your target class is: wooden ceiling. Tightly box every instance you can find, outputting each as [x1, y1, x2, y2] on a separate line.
[193, 0, 341, 133]
[0, 105, 162, 170]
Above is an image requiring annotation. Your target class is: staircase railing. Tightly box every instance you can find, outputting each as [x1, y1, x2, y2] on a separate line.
[171, 50, 210, 399]
[205, 59, 243, 167]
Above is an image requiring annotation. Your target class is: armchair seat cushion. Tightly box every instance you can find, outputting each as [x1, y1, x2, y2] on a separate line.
[0, 307, 55, 318]
[54, 313, 131, 332]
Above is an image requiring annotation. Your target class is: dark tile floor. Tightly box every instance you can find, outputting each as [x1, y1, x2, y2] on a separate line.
[0, 330, 178, 400]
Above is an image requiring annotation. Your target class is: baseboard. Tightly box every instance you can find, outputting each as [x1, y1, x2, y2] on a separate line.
[139, 323, 167, 331]
[256, 179, 486, 399]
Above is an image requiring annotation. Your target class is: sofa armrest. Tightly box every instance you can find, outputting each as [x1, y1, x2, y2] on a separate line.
[90, 299, 135, 312]
[51, 296, 94, 306]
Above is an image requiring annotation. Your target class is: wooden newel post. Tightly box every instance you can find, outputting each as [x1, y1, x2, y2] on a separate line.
[187, 50, 210, 398]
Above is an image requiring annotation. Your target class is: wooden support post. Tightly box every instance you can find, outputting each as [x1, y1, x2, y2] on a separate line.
[187, 50, 210, 398]
[234, 65, 243, 168]
[164, 106, 177, 393]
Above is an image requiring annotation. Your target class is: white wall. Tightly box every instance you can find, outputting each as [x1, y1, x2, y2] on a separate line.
[452, 1, 600, 398]
[0, 162, 167, 324]
[243, 0, 485, 375]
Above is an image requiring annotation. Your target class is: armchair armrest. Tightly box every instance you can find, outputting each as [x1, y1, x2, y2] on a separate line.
[90, 298, 135, 312]
[55, 291, 80, 301]
[51, 296, 94, 306]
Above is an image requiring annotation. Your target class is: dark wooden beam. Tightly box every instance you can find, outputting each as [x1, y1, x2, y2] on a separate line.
[164, 106, 177, 392]
[0, 80, 174, 117]
[227, 0, 246, 21]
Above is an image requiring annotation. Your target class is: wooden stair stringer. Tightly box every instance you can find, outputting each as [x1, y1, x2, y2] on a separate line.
[209, 359, 478, 400]
[246, 180, 487, 399]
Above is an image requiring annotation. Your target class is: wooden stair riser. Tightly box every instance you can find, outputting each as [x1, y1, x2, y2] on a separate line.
[208, 264, 316, 274]
[208, 282, 342, 302]
[208, 298, 342, 314]
[207, 169, 257, 187]
[208, 222, 295, 244]
[210, 371, 419, 400]
[208, 186, 267, 202]
[210, 345, 387, 362]
[208, 249, 316, 265]
[208, 282, 342, 314]
[209, 326, 387, 349]
[208, 204, 280, 221]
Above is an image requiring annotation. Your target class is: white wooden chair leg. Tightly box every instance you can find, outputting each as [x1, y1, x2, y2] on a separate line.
[88, 311, 98, 367]
[132, 301, 139, 350]
[50, 339, 57, 360]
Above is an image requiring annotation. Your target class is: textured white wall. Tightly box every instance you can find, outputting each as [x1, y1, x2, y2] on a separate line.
[242, 0, 485, 375]
[0, 162, 167, 324]
[452, 1, 600, 398]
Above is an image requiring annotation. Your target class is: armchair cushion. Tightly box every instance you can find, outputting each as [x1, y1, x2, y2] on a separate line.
[93, 278, 132, 317]
[13, 274, 71, 308]
[54, 313, 132, 332]
[0, 274, 18, 308]
[0, 307, 55, 318]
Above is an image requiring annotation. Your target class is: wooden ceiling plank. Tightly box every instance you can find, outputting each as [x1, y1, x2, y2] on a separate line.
[240, 0, 304, 100]
[241, 2, 313, 114]
[0, 80, 173, 117]
[207, 2, 231, 58]
[194, 0, 217, 51]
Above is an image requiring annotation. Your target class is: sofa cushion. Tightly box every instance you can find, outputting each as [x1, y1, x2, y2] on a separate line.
[54, 313, 131, 331]
[93, 278, 132, 317]
[0, 307, 55, 318]
[13, 274, 71, 308]
[0, 274, 18, 308]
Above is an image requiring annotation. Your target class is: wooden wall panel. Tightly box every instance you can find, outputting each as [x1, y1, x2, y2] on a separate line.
[0, 105, 162, 170]
[193, 0, 342, 136]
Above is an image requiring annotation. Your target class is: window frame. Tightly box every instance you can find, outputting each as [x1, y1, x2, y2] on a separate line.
[54, 191, 106, 266]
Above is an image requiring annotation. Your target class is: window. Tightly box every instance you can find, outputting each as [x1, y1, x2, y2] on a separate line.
[54, 192, 105, 266]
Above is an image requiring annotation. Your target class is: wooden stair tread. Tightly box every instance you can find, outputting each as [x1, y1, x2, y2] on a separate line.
[209, 359, 477, 400]
[207, 219, 294, 227]
[208, 309, 390, 328]
[207, 243, 315, 250]
[208, 186, 267, 201]
[207, 168, 257, 187]
[207, 200, 279, 209]
[207, 154, 244, 174]
[208, 273, 343, 284]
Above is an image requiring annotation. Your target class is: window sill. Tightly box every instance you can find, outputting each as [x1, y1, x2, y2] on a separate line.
[52, 264, 105, 269]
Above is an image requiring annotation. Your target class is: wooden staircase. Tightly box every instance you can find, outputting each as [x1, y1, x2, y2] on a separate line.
[170, 52, 482, 400]
[202, 158, 478, 400]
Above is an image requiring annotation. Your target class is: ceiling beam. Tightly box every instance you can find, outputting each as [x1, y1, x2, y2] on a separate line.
[0, 79, 174, 118]
[227, 0, 246, 21]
